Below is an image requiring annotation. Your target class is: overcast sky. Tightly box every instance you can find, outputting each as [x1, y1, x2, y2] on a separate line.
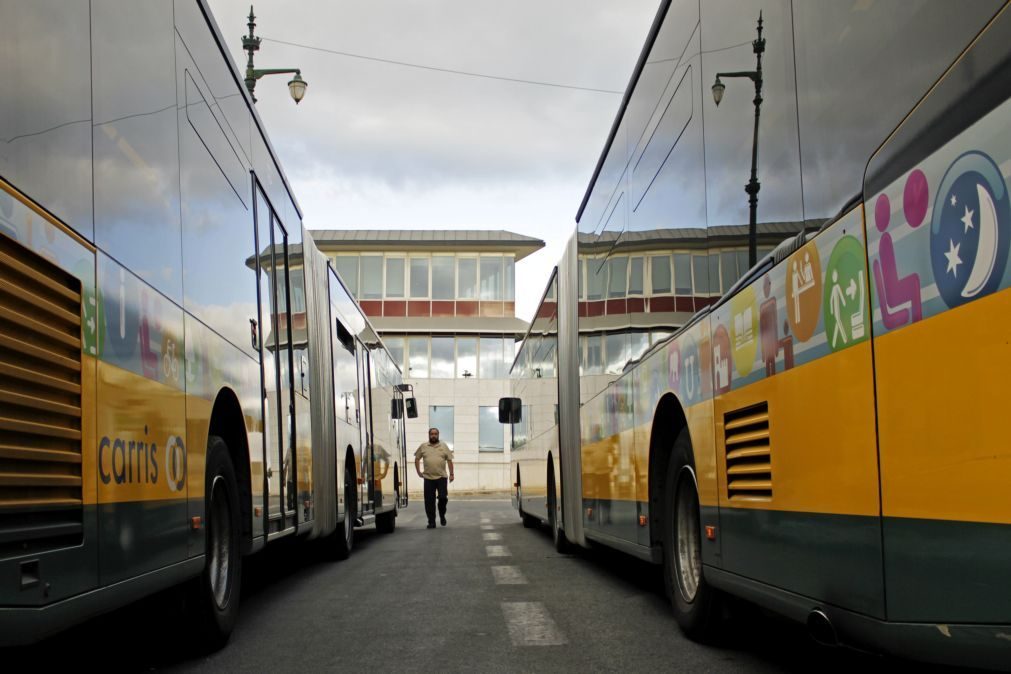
[206, 0, 660, 320]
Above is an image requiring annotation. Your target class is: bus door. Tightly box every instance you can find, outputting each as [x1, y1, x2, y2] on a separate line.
[863, 9, 1011, 624]
[254, 182, 297, 532]
[355, 340, 374, 512]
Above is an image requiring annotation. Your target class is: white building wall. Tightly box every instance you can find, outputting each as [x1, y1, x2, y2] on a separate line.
[403, 374, 512, 492]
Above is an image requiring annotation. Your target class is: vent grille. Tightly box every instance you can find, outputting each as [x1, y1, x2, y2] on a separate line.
[725, 402, 771, 501]
[0, 233, 84, 556]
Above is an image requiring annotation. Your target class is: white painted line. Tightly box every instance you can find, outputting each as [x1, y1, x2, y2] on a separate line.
[480, 518, 491, 524]
[480, 524, 495, 530]
[491, 566, 527, 585]
[485, 545, 511, 557]
[483, 532, 502, 541]
[501, 602, 567, 646]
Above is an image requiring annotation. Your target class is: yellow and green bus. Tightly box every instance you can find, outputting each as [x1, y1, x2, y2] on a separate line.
[0, 1, 411, 647]
[504, 1, 1011, 667]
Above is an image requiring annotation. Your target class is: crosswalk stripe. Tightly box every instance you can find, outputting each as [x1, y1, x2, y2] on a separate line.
[501, 602, 567, 646]
[491, 566, 527, 585]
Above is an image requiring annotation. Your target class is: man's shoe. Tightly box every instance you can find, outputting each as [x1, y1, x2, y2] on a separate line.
[427, 522, 436, 529]
[440, 516, 447, 527]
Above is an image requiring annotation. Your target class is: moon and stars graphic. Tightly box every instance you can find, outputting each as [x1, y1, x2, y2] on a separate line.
[930, 150, 1011, 308]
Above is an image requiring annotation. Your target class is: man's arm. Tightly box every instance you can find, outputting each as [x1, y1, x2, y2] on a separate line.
[448, 459, 454, 483]
[415, 455, 423, 478]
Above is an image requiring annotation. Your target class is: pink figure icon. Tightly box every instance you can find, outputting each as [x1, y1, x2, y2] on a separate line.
[873, 191, 923, 329]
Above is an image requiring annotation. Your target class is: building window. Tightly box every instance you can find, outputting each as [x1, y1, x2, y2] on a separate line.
[430, 336, 454, 378]
[456, 336, 477, 378]
[607, 256, 627, 299]
[674, 253, 692, 295]
[581, 334, 603, 375]
[479, 406, 504, 452]
[504, 257, 515, 301]
[605, 332, 629, 375]
[408, 336, 429, 378]
[428, 405, 454, 450]
[577, 258, 584, 299]
[651, 255, 671, 295]
[360, 255, 383, 299]
[410, 257, 429, 298]
[386, 257, 405, 298]
[458, 257, 478, 299]
[480, 256, 503, 300]
[708, 254, 721, 295]
[629, 257, 644, 296]
[720, 250, 736, 293]
[587, 258, 606, 300]
[479, 336, 505, 379]
[692, 254, 709, 295]
[333, 255, 359, 297]
[630, 331, 649, 362]
[385, 335, 405, 373]
[432, 256, 455, 300]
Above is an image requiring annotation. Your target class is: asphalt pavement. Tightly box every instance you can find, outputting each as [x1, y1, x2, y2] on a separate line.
[5, 496, 985, 672]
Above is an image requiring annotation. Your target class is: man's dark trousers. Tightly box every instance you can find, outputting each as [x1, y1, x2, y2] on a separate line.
[424, 477, 448, 525]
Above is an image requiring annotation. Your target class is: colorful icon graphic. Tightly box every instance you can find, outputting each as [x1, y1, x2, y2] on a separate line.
[667, 342, 681, 392]
[731, 286, 758, 377]
[823, 235, 867, 351]
[786, 240, 821, 342]
[930, 150, 1010, 309]
[760, 274, 794, 376]
[873, 180, 925, 330]
[713, 324, 731, 394]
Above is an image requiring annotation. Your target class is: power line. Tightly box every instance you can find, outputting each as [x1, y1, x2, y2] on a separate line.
[261, 36, 624, 95]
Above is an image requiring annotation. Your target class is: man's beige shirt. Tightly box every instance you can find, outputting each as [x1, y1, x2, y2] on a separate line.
[415, 441, 454, 479]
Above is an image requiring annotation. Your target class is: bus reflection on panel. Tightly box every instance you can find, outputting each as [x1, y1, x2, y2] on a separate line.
[503, 1, 1011, 669]
[0, 0, 411, 648]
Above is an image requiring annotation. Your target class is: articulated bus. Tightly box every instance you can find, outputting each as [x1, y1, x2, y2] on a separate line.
[0, 1, 411, 647]
[504, 1, 1011, 667]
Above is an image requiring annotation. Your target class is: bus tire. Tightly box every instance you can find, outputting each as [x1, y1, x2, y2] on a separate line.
[548, 472, 571, 554]
[329, 459, 356, 560]
[663, 428, 722, 641]
[188, 435, 242, 650]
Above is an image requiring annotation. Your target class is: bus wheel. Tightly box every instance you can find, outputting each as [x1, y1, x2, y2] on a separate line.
[663, 428, 722, 641]
[188, 435, 242, 650]
[328, 459, 356, 560]
[548, 473, 571, 553]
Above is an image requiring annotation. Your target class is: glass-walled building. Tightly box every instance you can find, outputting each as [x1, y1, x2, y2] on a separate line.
[309, 229, 543, 491]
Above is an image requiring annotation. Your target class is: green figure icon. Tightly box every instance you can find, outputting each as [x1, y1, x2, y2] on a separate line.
[822, 235, 868, 352]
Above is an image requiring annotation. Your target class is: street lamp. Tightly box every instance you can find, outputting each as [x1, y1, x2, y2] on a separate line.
[711, 12, 765, 268]
[242, 6, 308, 104]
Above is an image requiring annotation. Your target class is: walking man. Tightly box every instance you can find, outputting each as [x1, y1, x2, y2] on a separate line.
[415, 427, 454, 529]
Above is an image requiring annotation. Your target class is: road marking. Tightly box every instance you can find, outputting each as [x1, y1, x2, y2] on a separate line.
[481, 524, 495, 530]
[480, 518, 491, 524]
[485, 545, 511, 557]
[491, 566, 527, 585]
[501, 602, 566, 646]
[483, 532, 502, 541]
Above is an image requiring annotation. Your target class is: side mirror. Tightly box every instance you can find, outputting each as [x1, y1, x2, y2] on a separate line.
[498, 397, 522, 424]
[391, 398, 404, 419]
[405, 397, 418, 419]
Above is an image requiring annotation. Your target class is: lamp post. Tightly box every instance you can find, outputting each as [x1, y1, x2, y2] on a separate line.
[711, 12, 765, 268]
[242, 6, 308, 104]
